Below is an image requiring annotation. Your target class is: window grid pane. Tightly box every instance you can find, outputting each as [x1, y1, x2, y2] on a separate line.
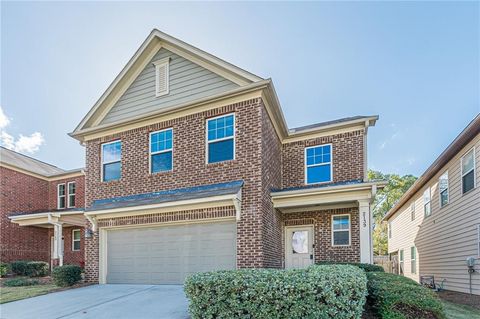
[306, 145, 332, 184]
[151, 129, 173, 154]
[102, 141, 121, 163]
[332, 215, 350, 246]
[207, 115, 234, 142]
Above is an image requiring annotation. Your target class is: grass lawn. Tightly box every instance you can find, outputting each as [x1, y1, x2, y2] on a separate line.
[442, 300, 480, 319]
[0, 284, 59, 304]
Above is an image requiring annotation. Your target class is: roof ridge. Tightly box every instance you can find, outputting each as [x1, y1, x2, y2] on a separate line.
[0, 146, 65, 172]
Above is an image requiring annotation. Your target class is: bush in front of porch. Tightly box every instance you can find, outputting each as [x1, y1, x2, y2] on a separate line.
[184, 264, 367, 319]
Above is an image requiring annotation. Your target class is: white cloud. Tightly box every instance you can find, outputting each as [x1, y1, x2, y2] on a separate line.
[0, 106, 45, 154]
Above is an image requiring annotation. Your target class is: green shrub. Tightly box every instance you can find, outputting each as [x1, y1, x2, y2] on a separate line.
[10, 260, 30, 276]
[10, 260, 49, 277]
[317, 261, 385, 273]
[25, 261, 49, 277]
[184, 265, 367, 319]
[0, 262, 9, 277]
[52, 265, 82, 287]
[3, 277, 40, 287]
[367, 272, 446, 319]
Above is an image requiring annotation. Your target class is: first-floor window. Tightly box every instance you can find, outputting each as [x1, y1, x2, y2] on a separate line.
[410, 246, 416, 274]
[150, 128, 173, 173]
[399, 249, 404, 275]
[423, 188, 431, 217]
[207, 114, 235, 163]
[439, 171, 449, 207]
[67, 182, 76, 208]
[57, 184, 66, 209]
[461, 148, 475, 194]
[102, 140, 121, 182]
[332, 214, 350, 246]
[305, 144, 332, 184]
[72, 229, 81, 251]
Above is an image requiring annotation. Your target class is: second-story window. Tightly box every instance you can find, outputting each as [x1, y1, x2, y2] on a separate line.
[67, 182, 76, 208]
[150, 128, 173, 173]
[57, 184, 66, 209]
[423, 188, 431, 217]
[102, 141, 121, 182]
[207, 114, 235, 164]
[305, 144, 332, 184]
[411, 203, 416, 221]
[461, 148, 475, 194]
[439, 171, 449, 208]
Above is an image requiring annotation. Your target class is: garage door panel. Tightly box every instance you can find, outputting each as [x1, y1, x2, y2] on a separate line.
[106, 221, 236, 284]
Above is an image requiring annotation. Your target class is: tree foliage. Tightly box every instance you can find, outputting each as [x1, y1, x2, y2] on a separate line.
[368, 170, 417, 256]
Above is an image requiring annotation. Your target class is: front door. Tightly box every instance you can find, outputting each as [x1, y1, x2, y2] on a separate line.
[285, 226, 314, 269]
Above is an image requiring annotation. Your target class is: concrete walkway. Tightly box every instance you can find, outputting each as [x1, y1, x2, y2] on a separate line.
[0, 284, 190, 319]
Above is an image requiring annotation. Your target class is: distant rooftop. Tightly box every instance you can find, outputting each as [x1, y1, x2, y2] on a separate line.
[0, 146, 82, 177]
[289, 116, 377, 134]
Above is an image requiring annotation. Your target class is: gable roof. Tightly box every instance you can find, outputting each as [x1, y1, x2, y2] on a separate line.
[0, 146, 83, 178]
[383, 113, 480, 221]
[71, 29, 263, 136]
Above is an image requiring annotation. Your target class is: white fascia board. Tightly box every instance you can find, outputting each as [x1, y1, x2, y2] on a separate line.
[271, 181, 386, 199]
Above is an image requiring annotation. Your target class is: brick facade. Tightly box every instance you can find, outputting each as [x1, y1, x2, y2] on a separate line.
[283, 208, 361, 264]
[0, 166, 86, 266]
[282, 130, 365, 189]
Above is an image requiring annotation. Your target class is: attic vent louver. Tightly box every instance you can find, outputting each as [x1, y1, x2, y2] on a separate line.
[153, 57, 170, 97]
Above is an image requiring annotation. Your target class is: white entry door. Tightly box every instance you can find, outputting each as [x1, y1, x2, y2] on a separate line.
[285, 226, 314, 269]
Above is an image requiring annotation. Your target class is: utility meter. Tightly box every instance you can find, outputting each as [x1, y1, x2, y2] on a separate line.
[467, 257, 476, 274]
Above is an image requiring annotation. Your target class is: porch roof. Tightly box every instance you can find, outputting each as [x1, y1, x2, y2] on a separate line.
[9, 209, 85, 228]
[271, 180, 386, 212]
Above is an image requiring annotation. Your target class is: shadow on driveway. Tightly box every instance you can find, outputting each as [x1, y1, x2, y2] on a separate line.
[0, 284, 190, 319]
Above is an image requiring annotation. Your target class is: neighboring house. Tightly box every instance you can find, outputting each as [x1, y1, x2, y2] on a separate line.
[384, 114, 480, 295]
[67, 29, 385, 285]
[0, 147, 85, 268]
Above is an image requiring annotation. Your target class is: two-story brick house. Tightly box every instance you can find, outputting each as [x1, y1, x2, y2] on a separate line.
[1, 147, 86, 268]
[68, 29, 384, 284]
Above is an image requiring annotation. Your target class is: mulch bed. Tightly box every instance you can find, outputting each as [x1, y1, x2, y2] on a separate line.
[362, 300, 378, 319]
[437, 290, 480, 311]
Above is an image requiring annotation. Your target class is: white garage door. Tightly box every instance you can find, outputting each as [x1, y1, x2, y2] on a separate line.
[106, 221, 236, 284]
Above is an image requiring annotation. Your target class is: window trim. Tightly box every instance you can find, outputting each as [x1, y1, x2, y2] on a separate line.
[331, 214, 351, 247]
[411, 202, 416, 221]
[304, 143, 333, 185]
[67, 181, 76, 208]
[439, 171, 449, 208]
[205, 113, 236, 164]
[410, 246, 417, 274]
[461, 147, 476, 195]
[57, 183, 66, 209]
[423, 187, 431, 218]
[72, 229, 81, 251]
[101, 140, 122, 182]
[153, 57, 170, 97]
[149, 128, 174, 174]
[399, 249, 404, 275]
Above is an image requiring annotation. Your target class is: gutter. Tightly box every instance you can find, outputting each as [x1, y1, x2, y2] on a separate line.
[271, 181, 387, 199]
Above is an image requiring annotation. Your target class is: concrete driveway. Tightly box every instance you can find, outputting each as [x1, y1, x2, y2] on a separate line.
[0, 285, 190, 319]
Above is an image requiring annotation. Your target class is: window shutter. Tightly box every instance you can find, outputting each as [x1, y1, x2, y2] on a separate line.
[153, 57, 170, 97]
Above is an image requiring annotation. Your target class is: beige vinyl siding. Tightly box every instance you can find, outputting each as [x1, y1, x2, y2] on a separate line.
[388, 133, 480, 295]
[101, 48, 239, 125]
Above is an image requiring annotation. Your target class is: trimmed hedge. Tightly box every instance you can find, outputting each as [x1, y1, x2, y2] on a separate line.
[10, 261, 49, 277]
[52, 265, 82, 287]
[317, 261, 385, 273]
[3, 277, 40, 287]
[0, 262, 9, 277]
[185, 265, 367, 319]
[367, 272, 445, 319]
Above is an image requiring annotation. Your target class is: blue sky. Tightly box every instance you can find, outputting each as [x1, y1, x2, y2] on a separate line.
[1, 1, 478, 176]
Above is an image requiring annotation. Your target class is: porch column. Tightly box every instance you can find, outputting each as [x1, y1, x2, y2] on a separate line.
[53, 223, 64, 266]
[358, 200, 373, 264]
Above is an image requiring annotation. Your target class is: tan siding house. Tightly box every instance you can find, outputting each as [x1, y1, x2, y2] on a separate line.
[385, 114, 480, 295]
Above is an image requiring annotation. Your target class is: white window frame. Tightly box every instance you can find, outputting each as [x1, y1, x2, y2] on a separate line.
[72, 229, 81, 251]
[399, 249, 404, 275]
[461, 147, 476, 195]
[410, 246, 416, 274]
[423, 188, 431, 217]
[149, 128, 174, 174]
[67, 182, 76, 208]
[304, 143, 333, 185]
[331, 214, 351, 247]
[206, 113, 236, 164]
[439, 171, 449, 208]
[411, 202, 416, 221]
[101, 140, 122, 182]
[153, 57, 170, 97]
[57, 183, 66, 209]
